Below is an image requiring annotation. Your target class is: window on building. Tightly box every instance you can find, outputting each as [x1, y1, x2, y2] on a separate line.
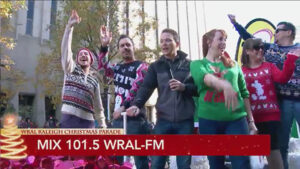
[25, 0, 34, 35]
[49, 0, 57, 39]
[19, 94, 35, 118]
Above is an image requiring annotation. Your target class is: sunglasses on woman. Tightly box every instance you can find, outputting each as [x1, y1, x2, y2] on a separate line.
[275, 28, 288, 34]
[253, 44, 264, 51]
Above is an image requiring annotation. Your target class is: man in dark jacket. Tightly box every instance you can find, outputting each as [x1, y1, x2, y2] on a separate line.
[126, 28, 197, 169]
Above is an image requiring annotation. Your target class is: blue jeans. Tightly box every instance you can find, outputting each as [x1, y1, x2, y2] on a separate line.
[60, 114, 95, 128]
[112, 119, 150, 169]
[151, 118, 194, 169]
[198, 117, 251, 169]
[278, 99, 300, 169]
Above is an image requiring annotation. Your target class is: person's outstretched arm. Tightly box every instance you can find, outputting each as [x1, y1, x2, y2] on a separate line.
[228, 14, 271, 50]
[126, 64, 157, 117]
[97, 25, 114, 78]
[122, 62, 149, 108]
[61, 10, 81, 73]
[271, 51, 300, 83]
[228, 14, 253, 40]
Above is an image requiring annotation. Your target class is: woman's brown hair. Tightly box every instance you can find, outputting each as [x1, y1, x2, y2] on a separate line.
[241, 38, 264, 67]
[202, 29, 235, 68]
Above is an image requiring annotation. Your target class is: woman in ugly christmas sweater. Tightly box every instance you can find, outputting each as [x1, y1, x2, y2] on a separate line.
[241, 38, 300, 169]
[190, 29, 257, 169]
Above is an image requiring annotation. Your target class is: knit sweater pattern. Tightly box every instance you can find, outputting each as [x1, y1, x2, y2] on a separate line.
[242, 54, 298, 122]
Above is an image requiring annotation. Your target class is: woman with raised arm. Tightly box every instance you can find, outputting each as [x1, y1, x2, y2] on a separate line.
[60, 10, 106, 128]
[190, 29, 257, 169]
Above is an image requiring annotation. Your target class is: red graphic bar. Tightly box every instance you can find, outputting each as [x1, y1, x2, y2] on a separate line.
[1, 135, 270, 156]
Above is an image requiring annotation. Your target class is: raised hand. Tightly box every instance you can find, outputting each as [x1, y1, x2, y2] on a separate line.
[67, 10, 81, 27]
[100, 25, 112, 47]
[227, 14, 237, 24]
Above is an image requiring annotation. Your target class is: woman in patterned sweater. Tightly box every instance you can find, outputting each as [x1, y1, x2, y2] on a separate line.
[60, 10, 106, 128]
[241, 38, 299, 169]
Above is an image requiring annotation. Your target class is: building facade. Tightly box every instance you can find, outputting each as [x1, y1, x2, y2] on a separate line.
[1, 0, 58, 127]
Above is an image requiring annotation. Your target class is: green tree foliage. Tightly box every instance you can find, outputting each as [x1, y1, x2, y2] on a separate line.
[133, 0, 160, 62]
[0, 0, 26, 69]
[0, 0, 26, 115]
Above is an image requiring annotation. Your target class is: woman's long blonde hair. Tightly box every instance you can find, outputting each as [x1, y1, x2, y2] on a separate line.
[202, 29, 235, 68]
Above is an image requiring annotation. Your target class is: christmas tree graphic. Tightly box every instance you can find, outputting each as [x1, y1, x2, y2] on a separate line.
[0, 113, 27, 159]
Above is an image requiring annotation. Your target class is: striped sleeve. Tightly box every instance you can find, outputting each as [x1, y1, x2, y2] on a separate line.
[122, 62, 148, 108]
